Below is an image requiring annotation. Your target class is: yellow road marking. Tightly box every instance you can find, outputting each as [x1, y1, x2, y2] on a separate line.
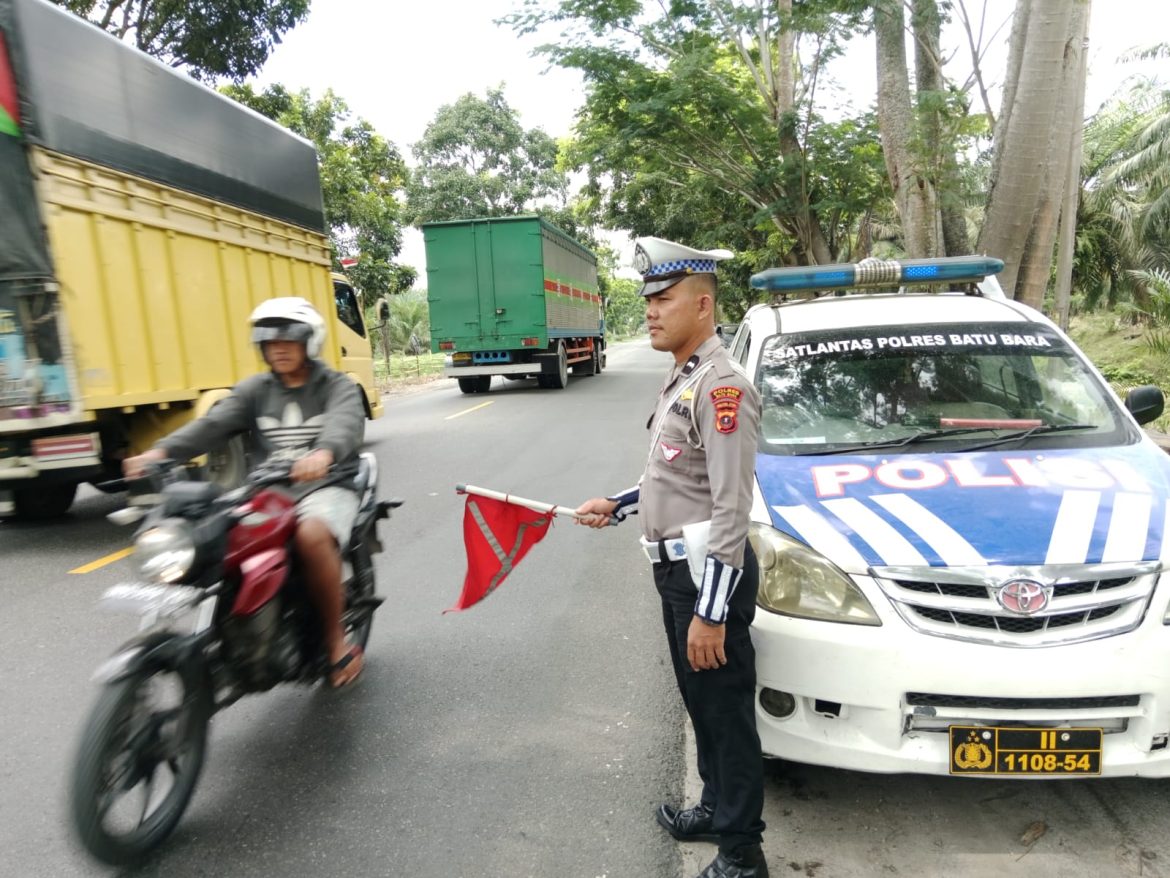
[70, 547, 134, 574]
[446, 401, 494, 420]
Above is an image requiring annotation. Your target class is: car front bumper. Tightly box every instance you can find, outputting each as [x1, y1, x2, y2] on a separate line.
[751, 572, 1170, 777]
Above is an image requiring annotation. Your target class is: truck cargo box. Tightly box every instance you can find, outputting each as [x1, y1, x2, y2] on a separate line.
[424, 216, 601, 352]
[0, 0, 381, 519]
[0, 0, 323, 231]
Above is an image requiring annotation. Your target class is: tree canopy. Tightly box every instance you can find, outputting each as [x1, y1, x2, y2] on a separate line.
[221, 83, 414, 295]
[405, 87, 567, 226]
[505, 0, 892, 285]
[53, 0, 309, 81]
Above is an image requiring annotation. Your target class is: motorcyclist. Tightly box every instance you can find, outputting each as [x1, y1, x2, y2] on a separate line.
[124, 297, 368, 688]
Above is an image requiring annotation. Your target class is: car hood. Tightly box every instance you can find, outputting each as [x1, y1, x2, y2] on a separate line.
[755, 444, 1170, 572]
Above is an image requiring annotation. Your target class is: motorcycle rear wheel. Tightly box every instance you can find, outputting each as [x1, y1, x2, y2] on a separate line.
[70, 661, 211, 865]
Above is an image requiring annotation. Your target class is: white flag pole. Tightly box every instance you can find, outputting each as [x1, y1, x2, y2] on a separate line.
[456, 485, 619, 526]
[456, 484, 583, 519]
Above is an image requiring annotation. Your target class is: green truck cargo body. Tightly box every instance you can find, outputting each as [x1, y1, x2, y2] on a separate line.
[424, 217, 605, 392]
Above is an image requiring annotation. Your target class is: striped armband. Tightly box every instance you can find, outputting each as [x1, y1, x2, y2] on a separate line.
[693, 554, 742, 625]
[605, 486, 640, 523]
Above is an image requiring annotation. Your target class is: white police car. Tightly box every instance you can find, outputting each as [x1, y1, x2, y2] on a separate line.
[732, 256, 1170, 777]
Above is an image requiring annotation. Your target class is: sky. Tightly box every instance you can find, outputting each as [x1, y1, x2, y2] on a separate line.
[253, 0, 1166, 280]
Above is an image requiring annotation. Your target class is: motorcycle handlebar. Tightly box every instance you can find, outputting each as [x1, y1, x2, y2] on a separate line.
[98, 459, 183, 493]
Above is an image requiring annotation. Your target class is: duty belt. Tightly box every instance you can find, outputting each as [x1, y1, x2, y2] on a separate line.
[639, 536, 687, 565]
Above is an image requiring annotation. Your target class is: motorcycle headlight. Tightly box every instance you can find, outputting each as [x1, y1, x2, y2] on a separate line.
[749, 523, 881, 625]
[136, 519, 197, 584]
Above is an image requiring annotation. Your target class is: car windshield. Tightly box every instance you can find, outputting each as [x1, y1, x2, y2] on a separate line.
[755, 321, 1133, 455]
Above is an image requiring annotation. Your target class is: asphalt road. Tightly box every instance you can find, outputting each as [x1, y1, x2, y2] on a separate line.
[6, 339, 1170, 878]
[0, 340, 682, 878]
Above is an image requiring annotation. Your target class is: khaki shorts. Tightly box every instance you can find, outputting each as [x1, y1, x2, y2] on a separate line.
[296, 486, 360, 550]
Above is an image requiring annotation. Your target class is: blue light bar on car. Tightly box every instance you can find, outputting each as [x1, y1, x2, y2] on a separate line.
[750, 256, 1005, 293]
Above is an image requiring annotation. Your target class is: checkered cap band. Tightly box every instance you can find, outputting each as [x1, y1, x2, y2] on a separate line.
[646, 258, 717, 279]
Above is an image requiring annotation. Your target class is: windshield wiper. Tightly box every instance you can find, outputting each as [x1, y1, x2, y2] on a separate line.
[793, 426, 1003, 456]
[956, 423, 1098, 452]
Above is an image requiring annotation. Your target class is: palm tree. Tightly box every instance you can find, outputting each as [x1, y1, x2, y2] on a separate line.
[1073, 81, 1170, 311]
[382, 290, 430, 354]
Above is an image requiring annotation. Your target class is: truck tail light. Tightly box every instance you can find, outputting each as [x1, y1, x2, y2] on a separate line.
[521, 337, 539, 347]
[32, 433, 100, 462]
[438, 341, 455, 351]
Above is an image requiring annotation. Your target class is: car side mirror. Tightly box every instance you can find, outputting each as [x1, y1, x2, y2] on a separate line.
[1125, 385, 1164, 426]
[376, 297, 390, 324]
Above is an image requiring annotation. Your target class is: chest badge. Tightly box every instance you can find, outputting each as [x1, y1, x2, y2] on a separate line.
[710, 386, 744, 434]
[660, 442, 682, 462]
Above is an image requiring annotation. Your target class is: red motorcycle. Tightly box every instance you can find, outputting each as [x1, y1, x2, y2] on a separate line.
[69, 453, 400, 865]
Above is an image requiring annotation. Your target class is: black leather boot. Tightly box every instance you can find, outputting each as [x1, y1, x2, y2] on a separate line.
[655, 801, 719, 843]
[695, 845, 769, 878]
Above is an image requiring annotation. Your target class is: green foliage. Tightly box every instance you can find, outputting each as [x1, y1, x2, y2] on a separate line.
[371, 289, 431, 355]
[504, 0, 888, 285]
[406, 87, 568, 225]
[55, 0, 308, 82]
[374, 352, 445, 385]
[1097, 362, 1156, 388]
[604, 277, 645, 337]
[1074, 82, 1170, 310]
[1119, 268, 1170, 354]
[220, 84, 411, 296]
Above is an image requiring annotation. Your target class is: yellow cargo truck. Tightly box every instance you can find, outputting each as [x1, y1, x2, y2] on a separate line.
[0, 0, 382, 518]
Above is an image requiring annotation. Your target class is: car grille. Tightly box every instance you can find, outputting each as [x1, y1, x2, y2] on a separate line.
[906, 693, 1140, 710]
[871, 562, 1162, 647]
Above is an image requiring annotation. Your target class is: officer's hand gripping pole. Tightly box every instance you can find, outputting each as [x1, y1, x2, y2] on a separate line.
[456, 484, 619, 526]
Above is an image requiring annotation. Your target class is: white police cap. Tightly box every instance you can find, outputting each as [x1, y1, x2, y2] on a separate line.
[633, 237, 734, 296]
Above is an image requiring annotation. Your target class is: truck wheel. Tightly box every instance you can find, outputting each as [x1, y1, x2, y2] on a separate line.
[458, 376, 491, 394]
[539, 343, 569, 390]
[14, 482, 78, 519]
[204, 435, 248, 490]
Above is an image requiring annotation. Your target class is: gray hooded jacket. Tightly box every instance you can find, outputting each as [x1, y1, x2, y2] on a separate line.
[157, 360, 365, 499]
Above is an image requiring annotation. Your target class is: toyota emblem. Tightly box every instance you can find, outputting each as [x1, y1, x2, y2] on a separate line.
[995, 579, 1051, 615]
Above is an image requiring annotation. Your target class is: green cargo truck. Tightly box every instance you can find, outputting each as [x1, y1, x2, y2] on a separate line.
[424, 216, 605, 393]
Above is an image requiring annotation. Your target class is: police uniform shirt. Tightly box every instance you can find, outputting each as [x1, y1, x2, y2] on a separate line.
[640, 334, 761, 570]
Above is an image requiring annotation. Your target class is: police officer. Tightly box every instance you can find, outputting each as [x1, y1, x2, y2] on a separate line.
[576, 237, 767, 878]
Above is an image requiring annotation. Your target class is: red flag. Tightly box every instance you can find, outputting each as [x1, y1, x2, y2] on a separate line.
[446, 493, 555, 612]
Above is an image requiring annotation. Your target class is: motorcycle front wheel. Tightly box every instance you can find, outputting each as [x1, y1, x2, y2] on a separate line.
[70, 659, 212, 865]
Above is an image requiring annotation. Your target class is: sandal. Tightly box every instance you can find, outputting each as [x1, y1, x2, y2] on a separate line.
[328, 645, 364, 689]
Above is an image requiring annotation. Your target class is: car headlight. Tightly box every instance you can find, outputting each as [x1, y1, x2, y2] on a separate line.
[136, 519, 196, 584]
[749, 523, 881, 625]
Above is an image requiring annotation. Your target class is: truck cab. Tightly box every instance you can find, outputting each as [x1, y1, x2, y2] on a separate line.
[331, 273, 381, 419]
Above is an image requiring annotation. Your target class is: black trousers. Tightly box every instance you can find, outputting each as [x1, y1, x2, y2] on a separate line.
[653, 542, 765, 853]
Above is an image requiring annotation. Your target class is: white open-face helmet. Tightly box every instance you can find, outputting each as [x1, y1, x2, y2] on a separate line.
[249, 297, 326, 359]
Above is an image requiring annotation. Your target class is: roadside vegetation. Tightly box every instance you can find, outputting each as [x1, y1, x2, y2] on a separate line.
[63, 1, 1165, 405]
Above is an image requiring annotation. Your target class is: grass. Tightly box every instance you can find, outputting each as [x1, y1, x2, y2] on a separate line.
[1068, 311, 1170, 433]
[374, 351, 445, 391]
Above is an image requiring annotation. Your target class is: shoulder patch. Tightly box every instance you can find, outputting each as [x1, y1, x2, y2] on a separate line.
[710, 385, 743, 433]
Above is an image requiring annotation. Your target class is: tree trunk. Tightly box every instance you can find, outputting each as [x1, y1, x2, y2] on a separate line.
[1013, 1, 1090, 311]
[874, 0, 939, 257]
[913, 0, 970, 256]
[977, 0, 1077, 301]
[1051, 2, 1090, 328]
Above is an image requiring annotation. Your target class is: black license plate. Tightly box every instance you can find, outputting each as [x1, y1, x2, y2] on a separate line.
[949, 726, 1102, 775]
